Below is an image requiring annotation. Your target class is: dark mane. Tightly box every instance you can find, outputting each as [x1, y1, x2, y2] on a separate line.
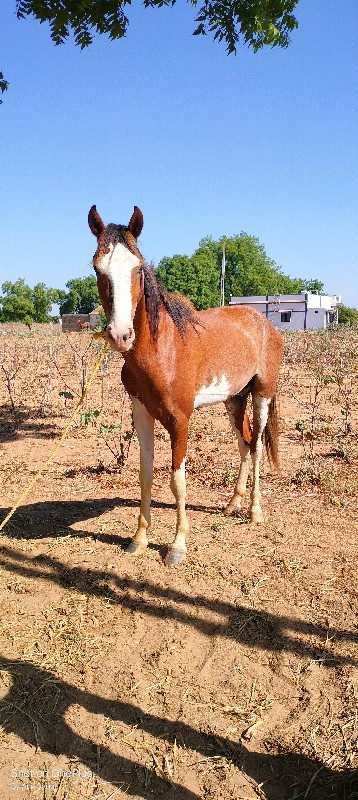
[143, 266, 201, 341]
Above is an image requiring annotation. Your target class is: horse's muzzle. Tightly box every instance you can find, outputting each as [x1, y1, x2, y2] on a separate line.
[106, 324, 135, 353]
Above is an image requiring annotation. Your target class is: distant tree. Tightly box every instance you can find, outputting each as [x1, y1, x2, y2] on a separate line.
[156, 250, 219, 309]
[59, 276, 99, 315]
[156, 233, 325, 310]
[0, 279, 62, 324]
[0, 280, 34, 325]
[197, 233, 306, 303]
[300, 278, 325, 294]
[337, 305, 358, 325]
[32, 283, 66, 322]
[1, 1, 299, 100]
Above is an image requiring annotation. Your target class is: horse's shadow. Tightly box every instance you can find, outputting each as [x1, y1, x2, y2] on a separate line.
[1, 498, 357, 797]
[0, 655, 356, 800]
[1, 495, 220, 549]
[0, 540, 357, 670]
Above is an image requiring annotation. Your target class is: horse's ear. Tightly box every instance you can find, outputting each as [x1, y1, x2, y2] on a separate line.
[128, 206, 143, 239]
[88, 205, 105, 238]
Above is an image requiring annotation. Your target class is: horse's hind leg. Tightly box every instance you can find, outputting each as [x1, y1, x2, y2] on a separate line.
[249, 393, 271, 524]
[126, 397, 154, 555]
[224, 395, 251, 515]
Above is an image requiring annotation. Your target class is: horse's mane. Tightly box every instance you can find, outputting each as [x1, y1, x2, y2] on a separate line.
[143, 266, 201, 341]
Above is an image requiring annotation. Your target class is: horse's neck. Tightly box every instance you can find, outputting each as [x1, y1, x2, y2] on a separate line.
[133, 294, 150, 343]
[125, 295, 155, 371]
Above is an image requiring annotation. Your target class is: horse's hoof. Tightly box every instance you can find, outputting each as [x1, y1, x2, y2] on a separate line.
[250, 510, 264, 524]
[224, 502, 240, 516]
[164, 548, 186, 567]
[126, 540, 147, 555]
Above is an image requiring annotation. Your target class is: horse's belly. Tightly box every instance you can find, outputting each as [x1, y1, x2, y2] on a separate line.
[194, 375, 232, 409]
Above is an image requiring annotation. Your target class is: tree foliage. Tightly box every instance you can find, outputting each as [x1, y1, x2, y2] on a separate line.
[337, 304, 358, 326]
[0, 279, 64, 324]
[59, 276, 99, 315]
[1, 1, 299, 99]
[156, 232, 322, 310]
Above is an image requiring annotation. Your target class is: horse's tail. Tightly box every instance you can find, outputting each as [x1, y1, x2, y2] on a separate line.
[264, 394, 280, 471]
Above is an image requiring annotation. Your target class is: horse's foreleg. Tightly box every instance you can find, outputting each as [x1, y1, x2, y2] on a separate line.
[250, 394, 270, 524]
[224, 396, 251, 514]
[165, 420, 189, 566]
[126, 397, 154, 555]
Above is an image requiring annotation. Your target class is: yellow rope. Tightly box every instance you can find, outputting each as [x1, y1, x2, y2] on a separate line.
[0, 339, 109, 533]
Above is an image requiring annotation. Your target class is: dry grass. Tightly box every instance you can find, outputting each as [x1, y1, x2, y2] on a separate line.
[0, 324, 357, 800]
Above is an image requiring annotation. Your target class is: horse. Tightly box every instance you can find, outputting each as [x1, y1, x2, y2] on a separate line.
[76, 320, 93, 331]
[88, 205, 283, 566]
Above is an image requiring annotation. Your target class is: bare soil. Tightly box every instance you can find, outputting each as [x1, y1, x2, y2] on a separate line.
[0, 327, 357, 800]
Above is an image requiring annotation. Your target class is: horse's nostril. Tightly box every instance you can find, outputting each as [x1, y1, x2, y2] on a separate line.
[123, 328, 133, 343]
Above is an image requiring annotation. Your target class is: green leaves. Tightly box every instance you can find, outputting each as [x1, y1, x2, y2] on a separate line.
[1, 1, 300, 101]
[0, 279, 61, 323]
[156, 250, 220, 309]
[59, 276, 99, 315]
[191, 0, 299, 54]
[156, 231, 324, 310]
[79, 407, 100, 426]
[337, 305, 358, 326]
[0, 71, 8, 103]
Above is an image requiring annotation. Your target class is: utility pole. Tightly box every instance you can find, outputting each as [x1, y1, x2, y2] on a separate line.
[220, 241, 226, 306]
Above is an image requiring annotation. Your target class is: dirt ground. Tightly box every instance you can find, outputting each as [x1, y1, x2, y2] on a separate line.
[0, 327, 357, 800]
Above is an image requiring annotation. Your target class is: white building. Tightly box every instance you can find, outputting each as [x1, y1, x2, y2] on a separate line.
[89, 306, 102, 328]
[229, 292, 342, 330]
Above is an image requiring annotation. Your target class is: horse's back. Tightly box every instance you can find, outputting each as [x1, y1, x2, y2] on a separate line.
[198, 304, 282, 352]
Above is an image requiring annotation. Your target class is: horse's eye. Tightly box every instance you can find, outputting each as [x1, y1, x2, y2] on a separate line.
[137, 267, 143, 276]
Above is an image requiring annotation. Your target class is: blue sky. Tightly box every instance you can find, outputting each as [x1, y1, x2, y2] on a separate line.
[1, 0, 357, 307]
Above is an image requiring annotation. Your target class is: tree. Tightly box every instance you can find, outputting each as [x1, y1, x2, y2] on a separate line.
[0, 280, 34, 325]
[337, 305, 358, 325]
[0, 279, 62, 324]
[32, 283, 66, 322]
[1, 1, 299, 99]
[197, 233, 305, 302]
[59, 276, 99, 315]
[300, 278, 325, 294]
[156, 251, 220, 309]
[156, 232, 324, 310]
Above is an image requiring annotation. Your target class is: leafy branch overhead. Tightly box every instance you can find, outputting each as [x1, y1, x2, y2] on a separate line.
[15, 0, 299, 50]
[1, 1, 299, 98]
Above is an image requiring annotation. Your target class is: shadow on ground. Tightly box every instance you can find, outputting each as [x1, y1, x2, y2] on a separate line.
[0, 498, 357, 798]
[0, 655, 357, 800]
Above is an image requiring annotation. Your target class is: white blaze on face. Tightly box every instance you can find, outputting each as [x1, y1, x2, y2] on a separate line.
[99, 242, 140, 333]
[194, 375, 231, 409]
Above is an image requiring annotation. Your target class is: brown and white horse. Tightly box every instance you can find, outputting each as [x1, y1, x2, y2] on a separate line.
[77, 320, 93, 330]
[88, 205, 283, 566]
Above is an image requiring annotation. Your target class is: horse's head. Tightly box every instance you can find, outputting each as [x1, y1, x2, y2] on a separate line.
[88, 205, 144, 353]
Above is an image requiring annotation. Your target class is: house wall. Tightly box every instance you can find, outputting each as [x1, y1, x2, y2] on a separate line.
[229, 294, 339, 331]
[62, 314, 90, 332]
[89, 312, 100, 328]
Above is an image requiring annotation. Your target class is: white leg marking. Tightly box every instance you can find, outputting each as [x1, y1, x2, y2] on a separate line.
[129, 397, 154, 552]
[165, 459, 189, 565]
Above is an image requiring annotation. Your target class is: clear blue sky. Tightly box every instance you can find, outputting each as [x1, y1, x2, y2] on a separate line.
[1, 0, 357, 307]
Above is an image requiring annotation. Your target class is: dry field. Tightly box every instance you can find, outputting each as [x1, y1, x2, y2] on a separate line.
[0, 325, 357, 800]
